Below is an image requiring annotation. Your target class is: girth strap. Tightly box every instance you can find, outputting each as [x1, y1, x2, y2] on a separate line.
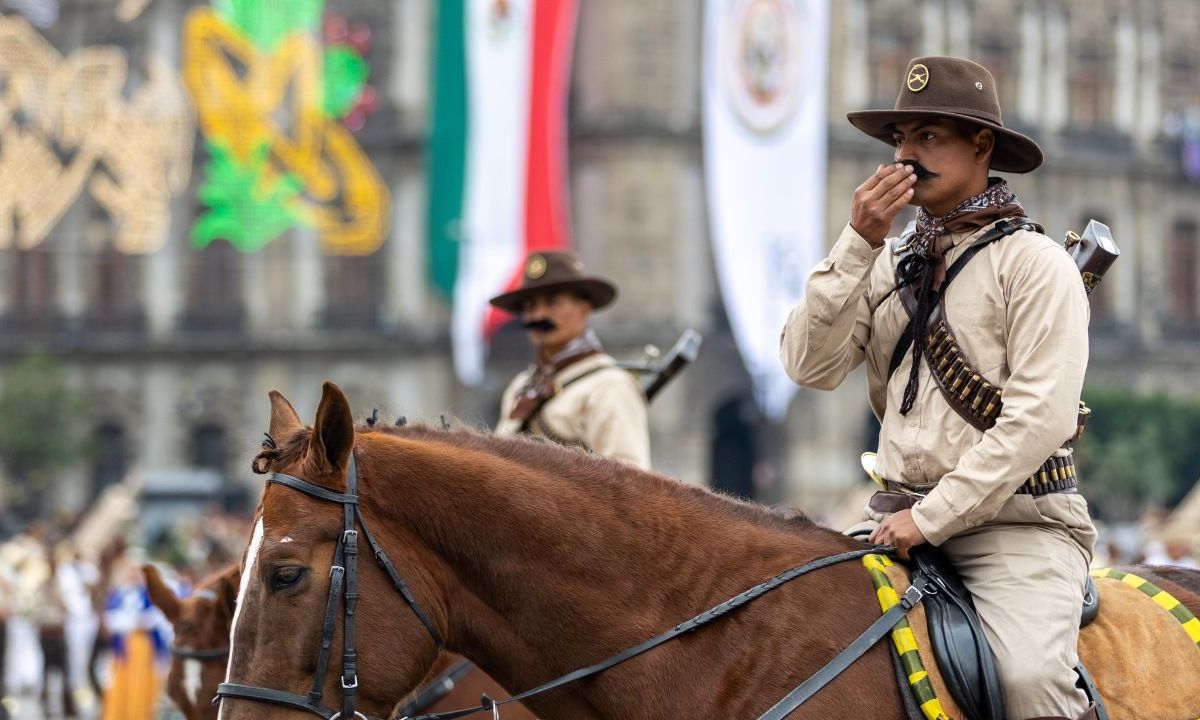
[758, 584, 926, 720]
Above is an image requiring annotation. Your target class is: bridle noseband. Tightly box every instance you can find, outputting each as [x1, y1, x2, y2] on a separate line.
[172, 646, 230, 662]
[216, 454, 443, 720]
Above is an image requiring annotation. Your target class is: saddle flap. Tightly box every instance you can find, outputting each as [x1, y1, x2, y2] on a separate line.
[909, 547, 1006, 720]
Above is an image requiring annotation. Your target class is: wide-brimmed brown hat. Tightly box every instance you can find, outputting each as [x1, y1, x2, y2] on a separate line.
[847, 56, 1043, 173]
[489, 250, 617, 313]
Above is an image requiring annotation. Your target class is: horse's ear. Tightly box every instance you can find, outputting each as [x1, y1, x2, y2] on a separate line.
[143, 564, 180, 623]
[217, 564, 241, 620]
[269, 390, 303, 438]
[309, 381, 354, 474]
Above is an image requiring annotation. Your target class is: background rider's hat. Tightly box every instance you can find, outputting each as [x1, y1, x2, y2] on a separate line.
[489, 250, 618, 313]
[846, 55, 1043, 173]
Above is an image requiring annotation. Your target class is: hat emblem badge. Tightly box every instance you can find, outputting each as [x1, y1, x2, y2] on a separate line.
[526, 254, 547, 279]
[906, 63, 929, 92]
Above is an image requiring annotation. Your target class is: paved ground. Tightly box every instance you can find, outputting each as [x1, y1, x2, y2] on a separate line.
[2, 690, 183, 720]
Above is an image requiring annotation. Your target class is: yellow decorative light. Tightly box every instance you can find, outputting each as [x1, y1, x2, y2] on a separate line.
[182, 7, 389, 255]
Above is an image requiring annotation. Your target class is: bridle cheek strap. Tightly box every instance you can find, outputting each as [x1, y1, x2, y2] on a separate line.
[216, 453, 441, 720]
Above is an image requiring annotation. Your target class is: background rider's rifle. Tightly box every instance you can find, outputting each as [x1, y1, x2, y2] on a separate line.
[618, 329, 703, 403]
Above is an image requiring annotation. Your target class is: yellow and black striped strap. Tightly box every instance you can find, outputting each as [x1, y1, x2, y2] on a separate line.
[863, 554, 951, 720]
[1090, 568, 1200, 650]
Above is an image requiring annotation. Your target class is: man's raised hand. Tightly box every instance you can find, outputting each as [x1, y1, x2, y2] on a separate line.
[850, 163, 917, 248]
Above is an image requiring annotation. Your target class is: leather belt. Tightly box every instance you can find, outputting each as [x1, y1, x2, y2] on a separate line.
[881, 453, 1078, 501]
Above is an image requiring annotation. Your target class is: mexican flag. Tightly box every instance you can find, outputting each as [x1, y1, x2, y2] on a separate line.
[428, 0, 579, 386]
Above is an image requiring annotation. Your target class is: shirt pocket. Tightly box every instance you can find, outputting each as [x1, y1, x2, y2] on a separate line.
[946, 301, 1007, 374]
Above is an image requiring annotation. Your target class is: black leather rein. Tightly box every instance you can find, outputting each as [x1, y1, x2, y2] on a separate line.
[406, 548, 921, 720]
[215, 454, 444, 720]
[217, 452, 922, 720]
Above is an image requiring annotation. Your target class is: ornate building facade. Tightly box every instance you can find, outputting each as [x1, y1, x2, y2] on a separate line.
[1, 0, 1197, 522]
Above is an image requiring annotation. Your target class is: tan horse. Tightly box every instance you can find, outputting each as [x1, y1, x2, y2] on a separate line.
[144, 564, 240, 720]
[217, 383, 1200, 719]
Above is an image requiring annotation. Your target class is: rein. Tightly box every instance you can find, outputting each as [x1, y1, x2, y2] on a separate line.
[216, 454, 444, 720]
[218, 450, 920, 720]
[405, 546, 917, 720]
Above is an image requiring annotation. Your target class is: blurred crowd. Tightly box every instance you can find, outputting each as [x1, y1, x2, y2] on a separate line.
[1093, 506, 1199, 570]
[0, 510, 250, 720]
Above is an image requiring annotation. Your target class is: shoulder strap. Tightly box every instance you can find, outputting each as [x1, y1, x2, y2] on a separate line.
[517, 364, 611, 434]
[886, 219, 1033, 380]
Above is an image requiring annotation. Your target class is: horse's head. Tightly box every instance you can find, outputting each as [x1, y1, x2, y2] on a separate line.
[218, 382, 445, 720]
[145, 563, 239, 720]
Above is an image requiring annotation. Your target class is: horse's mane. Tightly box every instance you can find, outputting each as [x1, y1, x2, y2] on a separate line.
[259, 416, 824, 538]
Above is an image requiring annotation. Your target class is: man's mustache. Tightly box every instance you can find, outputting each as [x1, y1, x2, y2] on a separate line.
[523, 318, 557, 332]
[898, 160, 937, 180]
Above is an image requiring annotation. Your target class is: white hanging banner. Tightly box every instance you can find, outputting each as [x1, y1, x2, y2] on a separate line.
[702, 0, 830, 421]
[452, 0, 535, 386]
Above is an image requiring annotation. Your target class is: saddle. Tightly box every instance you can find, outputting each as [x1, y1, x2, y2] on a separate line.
[892, 547, 1101, 720]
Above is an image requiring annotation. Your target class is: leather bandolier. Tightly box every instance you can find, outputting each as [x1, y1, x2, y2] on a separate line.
[889, 219, 1089, 497]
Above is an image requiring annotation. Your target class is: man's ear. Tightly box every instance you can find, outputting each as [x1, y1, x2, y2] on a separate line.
[975, 128, 996, 165]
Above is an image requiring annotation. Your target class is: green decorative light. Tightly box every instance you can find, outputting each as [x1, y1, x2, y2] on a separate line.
[323, 45, 368, 119]
[214, 0, 322, 51]
[190, 142, 306, 253]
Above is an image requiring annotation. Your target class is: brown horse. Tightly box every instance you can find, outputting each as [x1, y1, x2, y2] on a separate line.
[145, 563, 240, 720]
[145, 556, 531, 719]
[217, 383, 1200, 719]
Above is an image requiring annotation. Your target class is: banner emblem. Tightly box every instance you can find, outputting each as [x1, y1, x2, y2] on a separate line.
[723, 0, 805, 134]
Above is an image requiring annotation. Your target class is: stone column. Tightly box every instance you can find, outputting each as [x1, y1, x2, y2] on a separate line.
[1017, 3, 1043, 126]
[55, 214, 85, 325]
[921, 0, 946, 56]
[139, 363, 178, 471]
[292, 227, 324, 331]
[390, 0, 429, 125]
[239, 246, 269, 332]
[1113, 12, 1137, 133]
[1043, 5, 1069, 133]
[841, 0, 871, 113]
[382, 169, 428, 327]
[945, 0, 970, 58]
[1135, 19, 1162, 144]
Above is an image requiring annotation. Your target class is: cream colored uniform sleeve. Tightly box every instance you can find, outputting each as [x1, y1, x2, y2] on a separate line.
[911, 245, 1090, 545]
[582, 369, 651, 470]
[780, 224, 881, 390]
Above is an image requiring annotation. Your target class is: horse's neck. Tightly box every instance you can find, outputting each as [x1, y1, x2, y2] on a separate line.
[368, 437, 849, 712]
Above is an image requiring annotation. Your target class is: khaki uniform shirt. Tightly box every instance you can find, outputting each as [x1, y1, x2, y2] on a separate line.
[496, 353, 651, 469]
[781, 221, 1092, 546]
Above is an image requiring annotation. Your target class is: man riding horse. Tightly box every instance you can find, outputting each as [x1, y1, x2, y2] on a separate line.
[492, 250, 651, 468]
[781, 56, 1097, 720]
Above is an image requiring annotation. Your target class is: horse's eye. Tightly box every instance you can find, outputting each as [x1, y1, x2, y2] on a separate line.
[270, 566, 307, 591]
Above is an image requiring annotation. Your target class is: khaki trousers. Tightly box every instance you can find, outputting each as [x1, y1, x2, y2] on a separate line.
[854, 492, 1097, 719]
